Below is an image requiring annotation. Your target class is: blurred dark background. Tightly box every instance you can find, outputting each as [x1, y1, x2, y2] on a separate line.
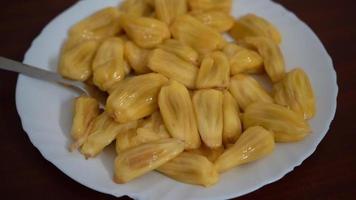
[0, 0, 355, 199]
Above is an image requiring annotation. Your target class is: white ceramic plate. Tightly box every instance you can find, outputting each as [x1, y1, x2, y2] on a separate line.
[15, 0, 338, 199]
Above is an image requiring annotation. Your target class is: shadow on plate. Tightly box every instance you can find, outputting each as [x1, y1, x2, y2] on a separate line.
[59, 97, 74, 148]
[98, 142, 117, 178]
[48, 56, 59, 72]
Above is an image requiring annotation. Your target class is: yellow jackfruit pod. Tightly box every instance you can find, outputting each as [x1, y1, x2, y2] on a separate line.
[187, 145, 224, 163]
[124, 41, 151, 74]
[191, 11, 234, 33]
[70, 96, 100, 151]
[81, 113, 138, 158]
[145, 0, 155, 6]
[115, 129, 136, 153]
[155, 0, 188, 25]
[243, 102, 311, 142]
[242, 37, 286, 82]
[188, 0, 232, 12]
[222, 91, 242, 145]
[159, 81, 201, 149]
[229, 74, 273, 110]
[123, 60, 131, 75]
[157, 152, 219, 187]
[138, 111, 170, 136]
[193, 89, 223, 148]
[273, 68, 316, 119]
[106, 76, 135, 95]
[136, 118, 170, 141]
[120, 14, 171, 48]
[114, 138, 184, 183]
[106, 73, 168, 123]
[115, 112, 170, 153]
[59, 40, 99, 81]
[196, 51, 230, 89]
[119, 0, 152, 17]
[158, 39, 199, 65]
[214, 126, 275, 172]
[69, 7, 122, 40]
[170, 15, 225, 55]
[92, 37, 126, 91]
[115, 126, 170, 153]
[223, 43, 263, 75]
[148, 49, 198, 89]
[61, 33, 99, 53]
[229, 14, 282, 44]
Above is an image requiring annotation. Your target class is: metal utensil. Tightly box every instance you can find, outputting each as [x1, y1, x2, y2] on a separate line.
[0, 56, 106, 106]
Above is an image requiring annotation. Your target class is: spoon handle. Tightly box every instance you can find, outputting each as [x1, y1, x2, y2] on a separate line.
[0, 56, 79, 86]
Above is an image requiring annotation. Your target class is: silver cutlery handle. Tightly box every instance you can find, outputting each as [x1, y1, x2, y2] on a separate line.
[0, 56, 78, 86]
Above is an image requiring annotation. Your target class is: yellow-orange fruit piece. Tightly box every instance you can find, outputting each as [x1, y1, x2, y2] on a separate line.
[273, 68, 316, 119]
[215, 126, 275, 172]
[69, 7, 122, 40]
[229, 74, 274, 110]
[193, 89, 223, 148]
[157, 152, 219, 187]
[120, 14, 171, 48]
[159, 81, 201, 149]
[229, 14, 282, 44]
[70, 96, 100, 151]
[148, 49, 198, 89]
[92, 37, 126, 91]
[106, 73, 168, 123]
[114, 138, 184, 183]
[196, 51, 230, 89]
[242, 102, 311, 142]
[170, 15, 225, 55]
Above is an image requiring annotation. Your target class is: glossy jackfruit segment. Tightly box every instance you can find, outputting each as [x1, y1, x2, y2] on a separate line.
[159, 81, 201, 149]
[59, 40, 99, 81]
[124, 41, 151, 74]
[155, 0, 188, 25]
[170, 15, 225, 55]
[273, 68, 316, 119]
[223, 43, 263, 75]
[69, 7, 122, 40]
[222, 90, 242, 145]
[62, 33, 100, 53]
[123, 60, 131, 75]
[188, 0, 232, 12]
[119, 0, 152, 17]
[144, 0, 155, 6]
[70, 96, 100, 151]
[158, 39, 199, 65]
[242, 102, 311, 142]
[81, 113, 138, 158]
[229, 14, 282, 44]
[115, 112, 170, 153]
[196, 51, 230, 89]
[242, 37, 285, 82]
[106, 73, 168, 123]
[187, 145, 224, 163]
[114, 138, 184, 183]
[229, 74, 274, 110]
[157, 152, 219, 187]
[191, 11, 234, 33]
[193, 89, 223, 148]
[92, 37, 126, 91]
[215, 126, 275, 172]
[120, 14, 171, 48]
[148, 49, 198, 89]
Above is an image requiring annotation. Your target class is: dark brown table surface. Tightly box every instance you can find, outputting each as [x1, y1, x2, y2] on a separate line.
[0, 0, 355, 199]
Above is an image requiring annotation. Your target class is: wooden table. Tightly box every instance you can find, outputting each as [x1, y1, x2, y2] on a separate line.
[0, 1, 355, 199]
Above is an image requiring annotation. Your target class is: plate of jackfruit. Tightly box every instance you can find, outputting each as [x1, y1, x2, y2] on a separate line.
[16, 0, 337, 199]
